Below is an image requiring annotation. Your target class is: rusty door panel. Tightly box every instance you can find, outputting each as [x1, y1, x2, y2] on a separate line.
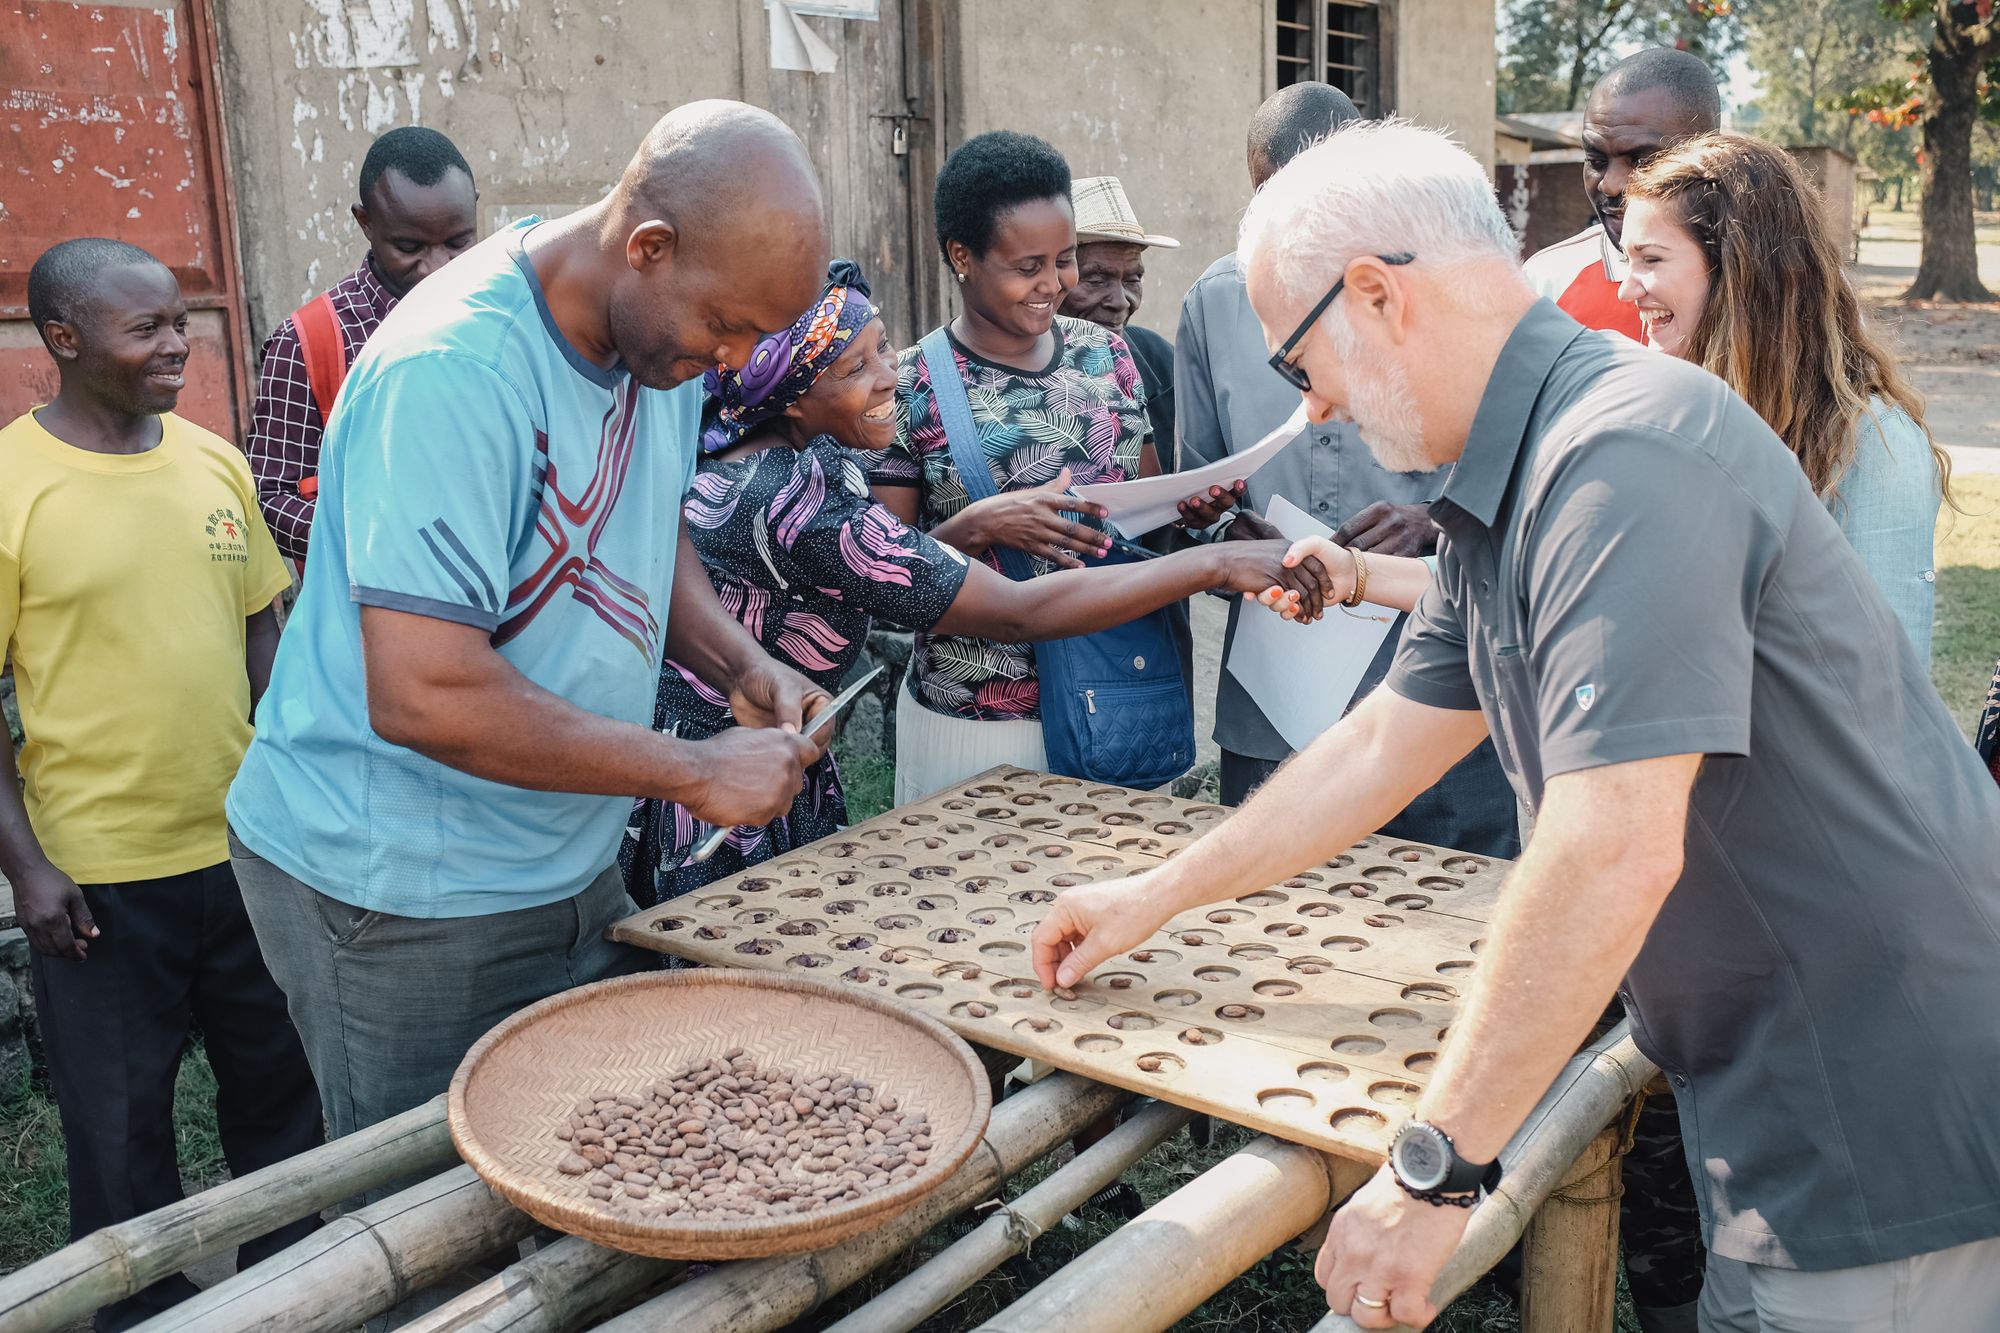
[0, 0, 250, 439]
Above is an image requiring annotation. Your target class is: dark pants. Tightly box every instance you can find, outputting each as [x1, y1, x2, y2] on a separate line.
[29, 862, 325, 1332]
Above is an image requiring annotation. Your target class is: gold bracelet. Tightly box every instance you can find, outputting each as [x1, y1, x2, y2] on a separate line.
[1343, 548, 1369, 607]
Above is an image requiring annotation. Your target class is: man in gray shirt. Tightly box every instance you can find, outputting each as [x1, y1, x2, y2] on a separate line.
[1176, 83, 1516, 857]
[1037, 122, 2000, 1331]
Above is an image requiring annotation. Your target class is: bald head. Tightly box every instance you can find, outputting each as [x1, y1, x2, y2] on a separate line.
[622, 101, 822, 234]
[602, 100, 830, 389]
[1596, 48, 1722, 130]
[1247, 82, 1363, 190]
[1583, 48, 1720, 246]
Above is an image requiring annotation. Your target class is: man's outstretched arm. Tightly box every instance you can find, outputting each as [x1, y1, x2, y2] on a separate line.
[1314, 751, 1698, 1329]
[1031, 685, 1490, 989]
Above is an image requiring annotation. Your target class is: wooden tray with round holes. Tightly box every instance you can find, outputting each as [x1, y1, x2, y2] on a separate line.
[610, 766, 1508, 1163]
[447, 969, 992, 1259]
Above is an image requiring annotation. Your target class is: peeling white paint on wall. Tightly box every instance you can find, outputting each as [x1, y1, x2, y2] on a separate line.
[362, 77, 399, 132]
[427, 0, 462, 52]
[298, 0, 418, 70]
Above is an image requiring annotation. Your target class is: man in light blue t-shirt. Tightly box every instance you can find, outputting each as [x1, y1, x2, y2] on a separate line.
[227, 102, 835, 1142]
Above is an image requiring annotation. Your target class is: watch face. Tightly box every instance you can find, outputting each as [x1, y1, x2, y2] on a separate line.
[1394, 1124, 1449, 1190]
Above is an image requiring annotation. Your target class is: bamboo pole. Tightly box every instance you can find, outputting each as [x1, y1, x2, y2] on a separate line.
[130, 1165, 537, 1333]
[1307, 1024, 1656, 1333]
[396, 1236, 682, 1333]
[1518, 1126, 1622, 1333]
[824, 1099, 1197, 1333]
[0, 1094, 454, 1333]
[974, 1134, 1333, 1332]
[591, 1071, 1128, 1333]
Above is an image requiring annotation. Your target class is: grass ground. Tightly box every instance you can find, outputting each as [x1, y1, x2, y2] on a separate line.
[1933, 475, 2000, 734]
[0, 1047, 225, 1272]
[0, 492, 1987, 1320]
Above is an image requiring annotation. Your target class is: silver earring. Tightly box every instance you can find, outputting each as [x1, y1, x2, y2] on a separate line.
[955, 271, 966, 283]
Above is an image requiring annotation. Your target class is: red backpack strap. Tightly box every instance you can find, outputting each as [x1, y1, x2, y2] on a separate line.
[290, 292, 349, 431]
[288, 293, 349, 501]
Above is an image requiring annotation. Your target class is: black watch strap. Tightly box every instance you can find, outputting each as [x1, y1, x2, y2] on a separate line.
[1390, 1120, 1501, 1205]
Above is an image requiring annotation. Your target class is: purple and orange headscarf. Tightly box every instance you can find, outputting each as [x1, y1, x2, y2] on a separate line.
[701, 259, 879, 453]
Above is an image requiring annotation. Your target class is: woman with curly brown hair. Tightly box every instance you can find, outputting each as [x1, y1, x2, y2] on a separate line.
[1619, 131, 1953, 662]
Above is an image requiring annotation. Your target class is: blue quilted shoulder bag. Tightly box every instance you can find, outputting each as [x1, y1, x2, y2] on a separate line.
[919, 329, 1193, 789]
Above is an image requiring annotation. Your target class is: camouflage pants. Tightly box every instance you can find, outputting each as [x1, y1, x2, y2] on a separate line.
[1621, 1080, 1709, 1309]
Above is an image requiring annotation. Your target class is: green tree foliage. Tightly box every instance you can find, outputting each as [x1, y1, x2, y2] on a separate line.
[1849, 1, 2000, 299]
[1497, 0, 1743, 113]
[1747, 0, 1905, 147]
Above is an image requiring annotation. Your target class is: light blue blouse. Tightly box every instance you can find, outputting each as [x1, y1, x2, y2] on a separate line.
[1829, 398, 1940, 664]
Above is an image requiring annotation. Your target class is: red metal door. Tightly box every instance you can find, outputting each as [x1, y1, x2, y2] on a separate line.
[0, 0, 251, 440]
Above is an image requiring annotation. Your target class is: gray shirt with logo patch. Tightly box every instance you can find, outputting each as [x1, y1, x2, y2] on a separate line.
[1386, 299, 2000, 1271]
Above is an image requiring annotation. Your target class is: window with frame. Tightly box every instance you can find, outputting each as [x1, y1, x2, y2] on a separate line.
[1273, 0, 1385, 115]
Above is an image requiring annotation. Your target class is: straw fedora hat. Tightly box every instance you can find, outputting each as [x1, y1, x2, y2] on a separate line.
[1071, 176, 1180, 249]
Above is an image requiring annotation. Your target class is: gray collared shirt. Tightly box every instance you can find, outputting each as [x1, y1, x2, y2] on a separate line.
[1388, 299, 2000, 1271]
[1174, 252, 1444, 760]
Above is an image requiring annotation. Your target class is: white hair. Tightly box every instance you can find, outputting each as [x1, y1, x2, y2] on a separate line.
[1238, 119, 1522, 310]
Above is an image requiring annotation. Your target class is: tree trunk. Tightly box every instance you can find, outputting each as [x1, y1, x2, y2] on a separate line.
[1905, 7, 1997, 302]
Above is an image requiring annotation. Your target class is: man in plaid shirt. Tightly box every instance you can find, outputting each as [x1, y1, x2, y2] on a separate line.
[248, 127, 477, 562]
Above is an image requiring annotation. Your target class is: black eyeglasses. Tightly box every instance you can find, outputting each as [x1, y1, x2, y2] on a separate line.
[1267, 252, 1416, 392]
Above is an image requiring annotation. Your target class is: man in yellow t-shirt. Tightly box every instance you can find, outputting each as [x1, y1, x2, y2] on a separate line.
[0, 239, 322, 1331]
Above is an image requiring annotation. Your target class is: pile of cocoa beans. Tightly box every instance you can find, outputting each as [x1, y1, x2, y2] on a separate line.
[553, 1047, 934, 1221]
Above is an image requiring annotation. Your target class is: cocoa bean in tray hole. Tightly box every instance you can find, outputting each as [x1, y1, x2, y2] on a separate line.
[553, 1047, 935, 1221]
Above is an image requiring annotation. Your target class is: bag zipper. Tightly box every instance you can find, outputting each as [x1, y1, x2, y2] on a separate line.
[1085, 689, 1097, 714]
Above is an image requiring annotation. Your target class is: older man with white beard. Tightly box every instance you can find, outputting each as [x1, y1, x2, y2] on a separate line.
[1030, 122, 2000, 1331]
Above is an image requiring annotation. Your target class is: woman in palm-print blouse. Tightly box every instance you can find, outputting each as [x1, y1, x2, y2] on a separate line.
[871, 131, 1240, 803]
[620, 260, 1324, 904]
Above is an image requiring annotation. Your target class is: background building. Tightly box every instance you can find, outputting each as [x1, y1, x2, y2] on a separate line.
[0, 0, 1499, 440]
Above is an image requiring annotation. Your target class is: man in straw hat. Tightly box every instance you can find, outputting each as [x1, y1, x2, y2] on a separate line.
[1061, 175, 1180, 455]
[1033, 119, 2000, 1331]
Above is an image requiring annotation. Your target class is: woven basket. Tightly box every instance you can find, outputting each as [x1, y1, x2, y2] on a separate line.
[447, 968, 992, 1260]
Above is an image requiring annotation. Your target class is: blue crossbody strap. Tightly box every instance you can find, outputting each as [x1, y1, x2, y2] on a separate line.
[919, 329, 1037, 584]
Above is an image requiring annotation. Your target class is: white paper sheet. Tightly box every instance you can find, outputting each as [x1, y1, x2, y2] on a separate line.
[1070, 403, 1308, 538]
[1224, 496, 1400, 752]
[769, 0, 838, 73]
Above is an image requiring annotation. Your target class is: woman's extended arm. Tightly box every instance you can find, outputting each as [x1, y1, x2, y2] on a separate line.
[932, 539, 1336, 640]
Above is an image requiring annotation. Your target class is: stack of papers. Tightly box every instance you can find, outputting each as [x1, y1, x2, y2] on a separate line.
[1070, 405, 1309, 538]
[1224, 496, 1401, 752]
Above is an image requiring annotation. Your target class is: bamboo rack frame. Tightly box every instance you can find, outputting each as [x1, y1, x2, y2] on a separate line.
[0, 1094, 455, 1333]
[1309, 1024, 1656, 1333]
[822, 1099, 1198, 1333]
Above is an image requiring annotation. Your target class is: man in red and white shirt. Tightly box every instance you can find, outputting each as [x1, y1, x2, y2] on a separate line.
[247, 127, 476, 563]
[1522, 48, 1719, 345]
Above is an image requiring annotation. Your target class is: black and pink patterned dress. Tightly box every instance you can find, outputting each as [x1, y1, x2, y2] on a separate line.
[624, 436, 970, 903]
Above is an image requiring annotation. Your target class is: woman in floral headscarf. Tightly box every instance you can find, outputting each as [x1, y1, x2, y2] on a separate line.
[621, 261, 1325, 902]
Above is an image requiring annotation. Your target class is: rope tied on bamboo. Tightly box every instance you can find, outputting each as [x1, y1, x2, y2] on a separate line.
[1548, 1123, 1627, 1208]
[973, 1197, 1047, 1253]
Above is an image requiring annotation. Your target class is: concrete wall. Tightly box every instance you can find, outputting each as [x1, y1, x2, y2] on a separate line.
[1392, 0, 1496, 173]
[945, 0, 1497, 338]
[216, 0, 751, 343]
[216, 0, 1498, 348]
[943, 0, 1268, 338]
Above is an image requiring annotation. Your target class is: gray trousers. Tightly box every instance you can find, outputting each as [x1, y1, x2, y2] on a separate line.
[229, 832, 645, 1144]
[1699, 1236, 2000, 1332]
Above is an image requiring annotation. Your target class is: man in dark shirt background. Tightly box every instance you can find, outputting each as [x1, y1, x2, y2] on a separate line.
[246, 126, 478, 566]
[1173, 82, 1518, 860]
